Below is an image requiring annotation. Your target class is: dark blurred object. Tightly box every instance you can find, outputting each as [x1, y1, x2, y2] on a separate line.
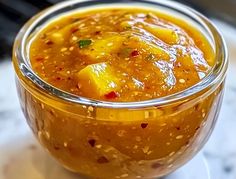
[0, 0, 236, 59]
[178, 0, 236, 25]
[0, 0, 62, 59]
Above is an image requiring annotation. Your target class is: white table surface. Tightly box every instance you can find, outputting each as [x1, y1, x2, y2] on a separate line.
[0, 20, 236, 179]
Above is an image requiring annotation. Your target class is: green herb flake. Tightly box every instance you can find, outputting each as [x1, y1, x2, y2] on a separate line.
[146, 14, 151, 19]
[120, 47, 133, 57]
[146, 13, 153, 19]
[124, 25, 132, 30]
[78, 39, 92, 48]
[146, 53, 156, 61]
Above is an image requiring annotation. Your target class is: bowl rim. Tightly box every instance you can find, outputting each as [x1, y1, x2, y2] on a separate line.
[13, 0, 228, 109]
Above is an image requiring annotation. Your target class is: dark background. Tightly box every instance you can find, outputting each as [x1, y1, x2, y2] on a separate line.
[0, 0, 236, 59]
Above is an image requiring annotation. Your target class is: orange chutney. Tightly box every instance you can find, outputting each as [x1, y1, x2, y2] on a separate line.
[30, 8, 214, 102]
[19, 7, 224, 179]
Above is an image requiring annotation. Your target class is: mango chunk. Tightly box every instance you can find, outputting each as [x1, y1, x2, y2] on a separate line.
[130, 35, 169, 59]
[79, 35, 125, 61]
[50, 32, 65, 45]
[145, 25, 179, 44]
[145, 42, 169, 59]
[77, 63, 119, 97]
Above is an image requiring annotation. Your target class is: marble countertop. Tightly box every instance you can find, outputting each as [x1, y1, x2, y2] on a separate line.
[0, 20, 236, 179]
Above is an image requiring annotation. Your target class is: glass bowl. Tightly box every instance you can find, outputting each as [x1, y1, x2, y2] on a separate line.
[12, 0, 228, 178]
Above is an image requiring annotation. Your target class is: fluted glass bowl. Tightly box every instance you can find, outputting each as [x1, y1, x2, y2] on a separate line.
[12, 0, 228, 178]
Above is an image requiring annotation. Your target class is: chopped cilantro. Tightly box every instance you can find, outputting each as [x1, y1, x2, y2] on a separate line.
[78, 39, 92, 48]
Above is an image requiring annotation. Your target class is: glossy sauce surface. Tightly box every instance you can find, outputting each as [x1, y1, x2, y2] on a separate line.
[30, 8, 214, 101]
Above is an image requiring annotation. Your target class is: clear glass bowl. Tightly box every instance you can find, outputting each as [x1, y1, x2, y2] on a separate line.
[12, 0, 228, 178]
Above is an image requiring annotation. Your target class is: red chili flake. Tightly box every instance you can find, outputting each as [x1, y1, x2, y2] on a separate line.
[131, 50, 139, 57]
[195, 126, 200, 131]
[151, 162, 162, 169]
[35, 57, 44, 62]
[106, 138, 111, 142]
[71, 27, 79, 33]
[95, 31, 101, 35]
[141, 123, 148, 129]
[56, 77, 61, 80]
[54, 146, 60, 150]
[88, 139, 96, 147]
[155, 106, 161, 109]
[45, 40, 54, 45]
[175, 126, 180, 130]
[97, 156, 109, 164]
[49, 110, 54, 116]
[104, 91, 119, 99]
[71, 17, 81, 22]
[194, 104, 200, 111]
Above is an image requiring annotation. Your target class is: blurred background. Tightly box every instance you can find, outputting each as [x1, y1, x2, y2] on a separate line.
[0, 0, 236, 179]
[0, 0, 236, 59]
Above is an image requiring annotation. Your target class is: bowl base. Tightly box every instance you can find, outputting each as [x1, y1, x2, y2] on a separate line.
[0, 126, 210, 179]
[163, 154, 210, 179]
